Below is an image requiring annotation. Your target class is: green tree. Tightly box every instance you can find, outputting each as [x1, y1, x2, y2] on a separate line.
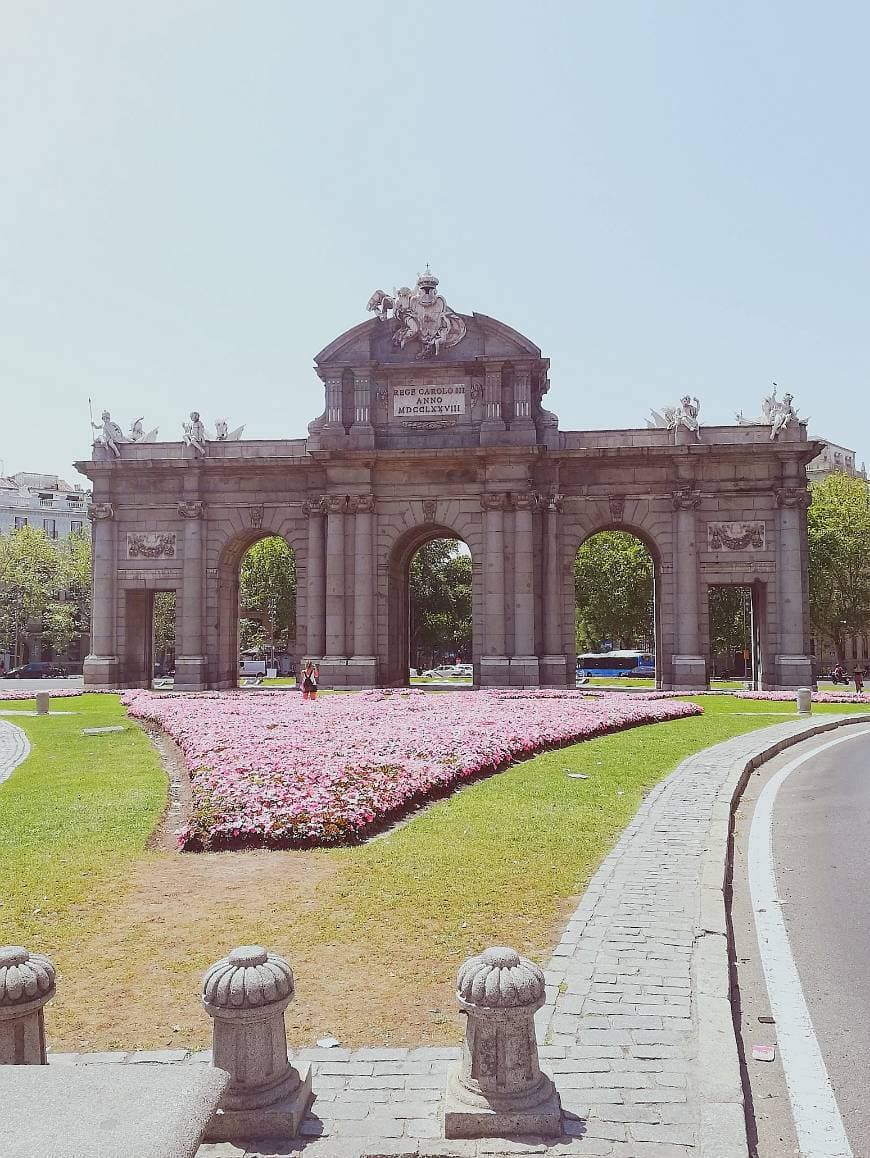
[807, 472, 870, 666]
[409, 539, 472, 670]
[0, 526, 91, 661]
[707, 586, 750, 672]
[239, 536, 297, 651]
[574, 531, 654, 652]
[152, 591, 176, 668]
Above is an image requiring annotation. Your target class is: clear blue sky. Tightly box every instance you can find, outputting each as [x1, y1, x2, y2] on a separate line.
[2, 1, 868, 482]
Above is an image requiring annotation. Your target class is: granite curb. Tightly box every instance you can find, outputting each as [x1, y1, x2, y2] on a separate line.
[693, 711, 870, 1158]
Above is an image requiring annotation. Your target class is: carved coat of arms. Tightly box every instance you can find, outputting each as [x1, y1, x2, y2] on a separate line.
[367, 269, 467, 359]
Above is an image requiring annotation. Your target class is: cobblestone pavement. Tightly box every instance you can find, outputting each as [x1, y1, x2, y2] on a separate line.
[44, 715, 869, 1158]
[0, 719, 30, 787]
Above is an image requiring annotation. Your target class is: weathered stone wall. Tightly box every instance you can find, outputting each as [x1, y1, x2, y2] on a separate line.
[77, 420, 817, 692]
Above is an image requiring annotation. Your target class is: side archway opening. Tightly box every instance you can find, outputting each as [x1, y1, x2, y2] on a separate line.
[574, 529, 659, 687]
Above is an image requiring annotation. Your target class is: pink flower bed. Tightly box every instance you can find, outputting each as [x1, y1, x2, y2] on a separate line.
[0, 689, 84, 701]
[735, 690, 870, 704]
[121, 688, 703, 850]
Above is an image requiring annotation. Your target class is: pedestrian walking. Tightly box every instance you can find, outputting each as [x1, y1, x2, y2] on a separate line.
[301, 660, 319, 701]
[854, 667, 864, 694]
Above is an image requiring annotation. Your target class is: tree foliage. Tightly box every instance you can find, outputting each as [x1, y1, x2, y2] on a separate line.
[707, 585, 751, 669]
[409, 539, 472, 669]
[0, 526, 92, 660]
[807, 472, 870, 665]
[574, 532, 654, 652]
[239, 536, 297, 651]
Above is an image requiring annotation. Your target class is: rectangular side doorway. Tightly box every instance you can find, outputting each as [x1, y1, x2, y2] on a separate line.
[151, 591, 176, 688]
[707, 583, 763, 689]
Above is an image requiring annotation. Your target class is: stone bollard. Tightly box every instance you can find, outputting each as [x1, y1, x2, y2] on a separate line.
[0, 946, 56, 1064]
[201, 945, 312, 1141]
[445, 946, 561, 1138]
[35, 692, 49, 716]
[796, 687, 813, 715]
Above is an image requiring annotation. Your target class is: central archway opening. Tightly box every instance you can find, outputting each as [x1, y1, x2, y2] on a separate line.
[409, 538, 472, 682]
[386, 529, 473, 686]
[574, 530, 658, 687]
[236, 535, 297, 684]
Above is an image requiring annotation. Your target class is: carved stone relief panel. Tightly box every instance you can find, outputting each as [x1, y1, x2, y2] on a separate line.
[707, 521, 766, 551]
[126, 532, 177, 560]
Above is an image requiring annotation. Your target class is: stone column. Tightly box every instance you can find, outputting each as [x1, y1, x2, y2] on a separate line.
[321, 495, 347, 684]
[303, 497, 326, 660]
[175, 500, 207, 690]
[775, 486, 814, 687]
[512, 365, 535, 429]
[349, 369, 375, 449]
[202, 945, 313, 1141]
[444, 946, 561, 1138]
[83, 502, 119, 687]
[480, 364, 507, 443]
[320, 372, 345, 446]
[540, 495, 568, 686]
[347, 494, 378, 685]
[511, 493, 539, 686]
[671, 488, 707, 688]
[0, 946, 56, 1064]
[479, 494, 508, 687]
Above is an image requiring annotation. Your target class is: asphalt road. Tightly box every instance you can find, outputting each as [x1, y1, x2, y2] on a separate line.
[772, 729, 870, 1154]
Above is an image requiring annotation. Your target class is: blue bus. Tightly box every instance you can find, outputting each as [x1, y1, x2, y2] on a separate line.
[576, 650, 655, 679]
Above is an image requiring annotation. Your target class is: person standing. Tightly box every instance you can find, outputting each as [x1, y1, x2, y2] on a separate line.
[854, 667, 865, 694]
[301, 660, 319, 701]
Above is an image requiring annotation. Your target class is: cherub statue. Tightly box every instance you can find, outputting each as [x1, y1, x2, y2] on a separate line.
[183, 410, 208, 455]
[672, 395, 701, 440]
[767, 388, 799, 440]
[92, 410, 127, 457]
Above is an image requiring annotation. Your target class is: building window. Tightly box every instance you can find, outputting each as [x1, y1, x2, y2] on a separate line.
[70, 519, 83, 534]
[43, 518, 56, 539]
[14, 516, 27, 529]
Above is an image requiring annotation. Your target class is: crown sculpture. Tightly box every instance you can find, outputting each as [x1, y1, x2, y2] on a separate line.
[367, 268, 467, 360]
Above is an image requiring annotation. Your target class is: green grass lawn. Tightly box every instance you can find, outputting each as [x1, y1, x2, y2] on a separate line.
[2, 691, 867, 1048]
[0, 695, 167, 953]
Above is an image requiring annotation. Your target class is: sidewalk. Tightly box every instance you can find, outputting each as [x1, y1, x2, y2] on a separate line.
[45, 713, 870, 1158]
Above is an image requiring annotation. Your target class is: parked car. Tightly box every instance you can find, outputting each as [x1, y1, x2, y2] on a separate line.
[2, 662, 69, 679]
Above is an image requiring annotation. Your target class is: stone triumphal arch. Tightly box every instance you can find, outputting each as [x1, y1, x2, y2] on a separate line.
[78, 271, 818, 691]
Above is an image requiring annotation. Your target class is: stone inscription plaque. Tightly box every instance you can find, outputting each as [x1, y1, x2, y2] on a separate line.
[707, 521, 766, 551]
[392, 384, 466, 418]
[126, 531, 177, 560]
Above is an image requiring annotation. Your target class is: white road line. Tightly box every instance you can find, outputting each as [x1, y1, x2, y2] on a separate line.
[748, 727, 870, 1158]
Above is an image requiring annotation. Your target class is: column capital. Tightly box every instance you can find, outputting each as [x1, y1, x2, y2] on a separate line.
[480, 493, 509, 512]
[348, 494, 376, 514]
[775, 486, 811, 508]
[302, 496, 328, 517]
[88, 502, 114, 520]
[177, 500, 205, 519]
[513, 492, 538, 512]
[538, 493, 563, 513]
[671, 487, 701, 511]
[326, 494, 347, 515]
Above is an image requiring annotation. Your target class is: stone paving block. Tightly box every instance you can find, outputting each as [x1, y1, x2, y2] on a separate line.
[404, 1119, 442, 1140]
[78, 1050, 132, 1063]
[320, 1063, 377, 1076]
[629, 1123, 695, 1146]
[47, 1052, 80, 1064]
